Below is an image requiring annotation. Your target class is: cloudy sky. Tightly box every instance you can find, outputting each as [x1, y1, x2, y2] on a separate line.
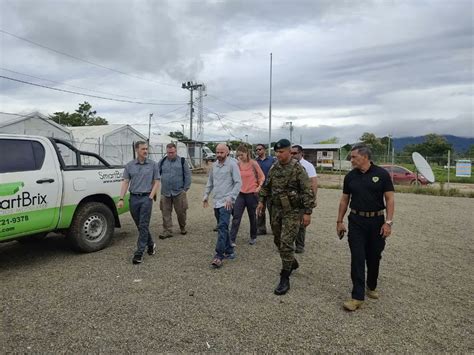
[0, 0, 472, 144]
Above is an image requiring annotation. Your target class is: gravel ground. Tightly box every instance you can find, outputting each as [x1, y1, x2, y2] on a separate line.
[1, 177, 473, 353]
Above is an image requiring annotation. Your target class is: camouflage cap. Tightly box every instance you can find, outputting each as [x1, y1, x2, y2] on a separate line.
[274, 139, 291, 151]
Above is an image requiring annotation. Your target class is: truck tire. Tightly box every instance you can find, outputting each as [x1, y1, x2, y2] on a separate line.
[68, 202, 115, 253]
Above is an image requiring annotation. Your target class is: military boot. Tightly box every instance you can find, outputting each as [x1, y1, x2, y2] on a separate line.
[290, 259, 299, 274]
[274, 269, 291, 295]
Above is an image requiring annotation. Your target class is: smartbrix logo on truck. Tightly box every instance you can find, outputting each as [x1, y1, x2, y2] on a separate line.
[0, 134, 129, 252]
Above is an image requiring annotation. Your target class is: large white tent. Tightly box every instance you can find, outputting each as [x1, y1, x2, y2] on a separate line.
[70, 124, 146, 165]
[0, 112, 73, 140]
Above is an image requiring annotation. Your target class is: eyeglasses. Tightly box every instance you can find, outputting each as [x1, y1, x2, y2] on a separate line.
[290, 152, 298, 155]
[256, 148, 263, 151]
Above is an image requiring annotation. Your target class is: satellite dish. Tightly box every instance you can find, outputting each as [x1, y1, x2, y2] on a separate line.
[412, 152, 435, 183]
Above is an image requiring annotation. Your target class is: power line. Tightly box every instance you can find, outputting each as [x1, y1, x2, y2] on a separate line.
[0, 75, 185, 106]
[0, 28, 177, 88]
[207, 93, 267, 119]
[203, 106, 267, 132]
[0, 67, 183, 104]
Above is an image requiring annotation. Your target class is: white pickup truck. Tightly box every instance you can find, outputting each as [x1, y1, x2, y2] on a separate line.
[0, 134, 129, 252]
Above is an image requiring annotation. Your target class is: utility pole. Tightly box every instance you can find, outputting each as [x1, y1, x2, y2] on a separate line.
[181, 124, 185, 136]
[148, 113, 153, 143]
[181, 81, 204, 140]
[268, 53, 273, 156]
[245, 134, 248, 143]
[285, 121, 294, 144]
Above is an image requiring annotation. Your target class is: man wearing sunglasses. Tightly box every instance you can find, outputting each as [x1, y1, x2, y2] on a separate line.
[290, 145, 318, 254]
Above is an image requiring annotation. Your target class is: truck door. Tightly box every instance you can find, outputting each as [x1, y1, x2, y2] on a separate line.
[0, 138, 61, 240]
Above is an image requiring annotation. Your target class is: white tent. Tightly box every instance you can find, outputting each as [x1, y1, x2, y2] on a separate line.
[147, 132, 191, 166]
[0, 112, 73, 140]
[70, 124, 146, 165]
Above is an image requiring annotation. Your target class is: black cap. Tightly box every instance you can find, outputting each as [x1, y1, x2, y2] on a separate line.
[274, 139, 291, 151]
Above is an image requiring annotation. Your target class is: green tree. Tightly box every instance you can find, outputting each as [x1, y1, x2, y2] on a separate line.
[315, 137, 339, 144]
[169, 131, 188, 141]
[49, 102, 108, 126]
[467, 144, 474, 158]
[359, 132, 385, 159]
[403, 134, 452, 165]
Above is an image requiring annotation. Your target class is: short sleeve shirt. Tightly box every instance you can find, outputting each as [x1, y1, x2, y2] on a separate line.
[343, 163, 394, 212]
[123, 158, 160, 194]
[299, 158, 317, 178]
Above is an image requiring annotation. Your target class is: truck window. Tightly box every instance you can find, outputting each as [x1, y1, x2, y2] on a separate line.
[0, 139, 45, 173]
[56, 142, 78, 167]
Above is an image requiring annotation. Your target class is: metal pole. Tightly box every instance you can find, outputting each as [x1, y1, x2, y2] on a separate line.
[181, 124, 185, 136]
[447, 150, 451, 190]
[148, 113, 153, 143]
[338, 147, 342, 188]
[387, 134, 391, 163]
[189, 89, 193, 140]
[268, 53, 272, 156]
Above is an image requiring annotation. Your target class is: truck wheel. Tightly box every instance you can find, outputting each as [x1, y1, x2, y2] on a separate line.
[68, 202, 115, 253]
[17, 232, 48, 244]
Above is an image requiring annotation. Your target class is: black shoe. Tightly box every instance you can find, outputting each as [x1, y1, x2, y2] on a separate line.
[295, 248, 304, 254]
[132, 252, 144, 264]
[147, 243, 156, 256]
[213, 226, 218, 232]
[159, 233, 173, 240]
[274, 270, 291, 295]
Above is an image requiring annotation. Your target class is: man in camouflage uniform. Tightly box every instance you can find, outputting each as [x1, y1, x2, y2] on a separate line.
[257, 139, 315, 295]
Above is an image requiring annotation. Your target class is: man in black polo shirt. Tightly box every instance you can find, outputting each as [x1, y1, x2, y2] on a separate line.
[336, 143, 395, 311]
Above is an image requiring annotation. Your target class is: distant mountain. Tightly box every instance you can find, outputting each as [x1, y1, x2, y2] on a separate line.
[392, 135, 474, 153]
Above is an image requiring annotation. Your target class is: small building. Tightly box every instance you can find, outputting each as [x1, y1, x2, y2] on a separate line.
[180, 140, 205, 168]
[300, 144, 345, 169]
[0, 112, 73, 140]
[70, 124, 146, 165]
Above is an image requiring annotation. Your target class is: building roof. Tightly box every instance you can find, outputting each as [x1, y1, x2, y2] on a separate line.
[70, 124, 146, 141]
[300, 144, 345, 150]
[0, 111, 72, 134]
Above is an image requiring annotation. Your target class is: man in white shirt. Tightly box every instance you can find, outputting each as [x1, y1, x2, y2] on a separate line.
[291, 145, 318, 253]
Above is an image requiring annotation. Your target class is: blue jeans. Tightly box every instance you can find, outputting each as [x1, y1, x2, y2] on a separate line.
[230, 192, 258, 242]
[214, 207, 234, 260]
[129, 195, 154, 254]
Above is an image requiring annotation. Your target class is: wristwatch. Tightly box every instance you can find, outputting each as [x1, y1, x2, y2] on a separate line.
[385, 220, 393, 226]
[304, 209, 312, 215]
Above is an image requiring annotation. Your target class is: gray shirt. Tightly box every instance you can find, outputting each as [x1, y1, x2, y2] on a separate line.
[123, 158, 160, 193]
[203, 157, 242, 208]
[158, 156, 192, 197]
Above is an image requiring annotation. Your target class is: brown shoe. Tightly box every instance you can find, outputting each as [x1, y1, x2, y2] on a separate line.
[366, 288, 379, 299]
[343, 299, 364, 311]
[210, 258, 223, 269]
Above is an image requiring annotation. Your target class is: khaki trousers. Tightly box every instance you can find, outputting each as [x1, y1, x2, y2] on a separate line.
[160, 192, 188, 234]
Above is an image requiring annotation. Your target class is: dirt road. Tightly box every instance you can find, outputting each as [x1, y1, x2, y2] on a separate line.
[1, 180, 472, 352]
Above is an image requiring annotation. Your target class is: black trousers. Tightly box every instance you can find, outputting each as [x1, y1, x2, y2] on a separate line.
[348, 214, 386, 300]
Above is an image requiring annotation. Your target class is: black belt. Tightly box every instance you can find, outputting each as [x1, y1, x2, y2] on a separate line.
[130, 192, 151, 196]
[350, 209, 384, 217]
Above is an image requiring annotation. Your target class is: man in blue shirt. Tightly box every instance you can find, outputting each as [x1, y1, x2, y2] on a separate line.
[118, 141, 160, 264]
[158, 143, 192, 239]
[255, 143, 276, 235]
[203, 144, 242, 268]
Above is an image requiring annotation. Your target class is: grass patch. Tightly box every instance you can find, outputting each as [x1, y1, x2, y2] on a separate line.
[319, 184, 474, 198]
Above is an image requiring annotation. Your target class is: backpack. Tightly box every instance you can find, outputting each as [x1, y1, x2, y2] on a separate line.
[159, 157, 186, 185]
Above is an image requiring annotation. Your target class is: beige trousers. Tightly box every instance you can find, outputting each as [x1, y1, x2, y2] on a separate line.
[159, 192, 188, 234]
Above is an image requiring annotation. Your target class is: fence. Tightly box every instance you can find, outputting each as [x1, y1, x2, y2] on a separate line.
[320, 151, 473, 186]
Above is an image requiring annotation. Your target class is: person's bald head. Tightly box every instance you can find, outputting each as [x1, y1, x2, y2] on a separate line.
[216, 144, 229, 162]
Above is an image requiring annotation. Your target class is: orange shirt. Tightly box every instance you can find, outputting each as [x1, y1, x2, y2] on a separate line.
[238, 160, 265, 193]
